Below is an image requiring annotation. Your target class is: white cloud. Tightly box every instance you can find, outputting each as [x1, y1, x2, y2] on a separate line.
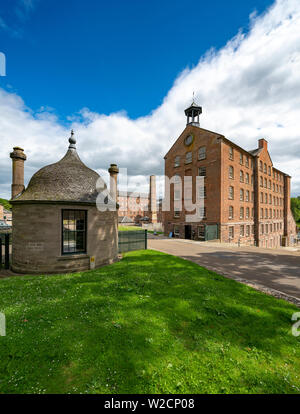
[0, 0, 300, 199]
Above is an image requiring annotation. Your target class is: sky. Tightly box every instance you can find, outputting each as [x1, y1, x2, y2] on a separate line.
[0, 0, 299, 199]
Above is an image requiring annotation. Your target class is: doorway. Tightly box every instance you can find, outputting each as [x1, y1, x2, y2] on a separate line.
[184, 225, 192, 240]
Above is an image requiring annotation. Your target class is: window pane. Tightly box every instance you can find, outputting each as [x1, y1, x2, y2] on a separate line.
[62, 210, 87, 254]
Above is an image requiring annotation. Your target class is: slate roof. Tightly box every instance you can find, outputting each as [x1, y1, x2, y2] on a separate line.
[12, 135, 101, 204]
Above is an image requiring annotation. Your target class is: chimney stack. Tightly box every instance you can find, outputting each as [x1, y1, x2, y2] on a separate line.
[108, 163, 119, 203]
[149, 175, 157, 223]
[10, 147, 27, 200]
[258, 138, 268, 151]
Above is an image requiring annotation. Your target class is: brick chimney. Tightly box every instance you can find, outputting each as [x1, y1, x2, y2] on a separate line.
[108, 163, 119, 203]
[10, 147, 27, 200]
[258, 138, 268, 151]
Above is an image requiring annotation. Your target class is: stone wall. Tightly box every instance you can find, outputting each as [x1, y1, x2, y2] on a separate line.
[11, 203, 118, 274]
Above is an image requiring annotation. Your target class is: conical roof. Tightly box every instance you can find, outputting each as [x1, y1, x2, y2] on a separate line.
[13, 132, 100, 204]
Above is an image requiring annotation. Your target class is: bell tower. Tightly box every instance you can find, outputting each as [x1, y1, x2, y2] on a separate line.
[184, 100, 202, 127]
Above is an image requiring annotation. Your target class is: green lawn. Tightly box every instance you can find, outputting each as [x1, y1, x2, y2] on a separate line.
[118, 226, 143, 231]
[0, 250, 300, 394]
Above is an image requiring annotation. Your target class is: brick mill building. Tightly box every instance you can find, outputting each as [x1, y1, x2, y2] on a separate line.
[10, 132, 119, 274]
[117, 175, 158, 224]
[164, 103, 297, 248]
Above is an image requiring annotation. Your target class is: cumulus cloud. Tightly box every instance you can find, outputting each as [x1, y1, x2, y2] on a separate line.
[0, 0, 300, 199]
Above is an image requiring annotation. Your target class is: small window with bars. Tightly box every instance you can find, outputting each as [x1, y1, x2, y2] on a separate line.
[62, 210, 87, 255]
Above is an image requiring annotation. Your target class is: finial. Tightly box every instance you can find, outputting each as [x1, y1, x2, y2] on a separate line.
[68, 129, 76, 149]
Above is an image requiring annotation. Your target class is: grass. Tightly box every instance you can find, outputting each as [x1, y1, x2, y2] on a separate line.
[0, 250, 300, 394]
[118, 226, 143, 231]
[118, 226, 163, 234]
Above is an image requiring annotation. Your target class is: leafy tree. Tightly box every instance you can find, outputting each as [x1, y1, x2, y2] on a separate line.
[291, 197, 300, 223]
[0, 198, 12, 211]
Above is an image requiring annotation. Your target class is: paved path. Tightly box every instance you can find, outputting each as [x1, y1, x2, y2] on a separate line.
[148, 238, 300, 300]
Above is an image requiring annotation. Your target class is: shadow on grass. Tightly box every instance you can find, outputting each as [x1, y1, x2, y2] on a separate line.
[0, 250, 300, 394]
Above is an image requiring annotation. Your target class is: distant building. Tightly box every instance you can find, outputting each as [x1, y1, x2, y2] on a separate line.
[163, 102, 297, 248]
[117, 175, 159, 224]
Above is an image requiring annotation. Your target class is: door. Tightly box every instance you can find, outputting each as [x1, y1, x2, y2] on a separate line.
[205, 224, 218, 241]
[184, 225, 192, 240]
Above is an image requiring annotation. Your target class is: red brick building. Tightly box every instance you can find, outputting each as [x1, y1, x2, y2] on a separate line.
[163, 103, 297, 248]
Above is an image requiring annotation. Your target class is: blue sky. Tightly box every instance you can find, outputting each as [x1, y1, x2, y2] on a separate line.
[1, 0, 273, 120]
[0, 0, 300, 199]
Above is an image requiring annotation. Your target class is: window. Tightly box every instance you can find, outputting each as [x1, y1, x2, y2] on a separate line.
[260, 161, 263, 172]
[174, 156, 180, 167]
[260, 176, 263, 187]
[198, 186, 206, 199]
[240, 170, 244, 182]
[229, 166, 234, 179]
[229, 186, 234, 200]
[240, 153, 243, 165]
[198, 146, 206, 160]
[229, 206, 234, 220]
[240, 207, 244, 219]
[261, 224, 264, 234]
[265, 224, 269, 234]
[261, 208, 264, 218]
[264, 163, 267, 174]
[265, 193, 268, 204]
[229, 147, 234, 160]
[264, 178, 267, 188]
[185, 151, 192, 164]
[245, 157, 249, 168]
[240, 189, 244, 201]
[198, 207, 206, 219]
[198, 225, 205, 239]
[174, 208, 180, 218]
[198, 167, 206, 177]
[260, 192, 264, 203]
[174, 174, 181, 183]
[229, 226, 234, 239]
[174, 226, 180, 236]
[268, 180, 271, 189]
[245, 173, 249, 184]
[174, 190, 181, 201]
[246, 207, 250, 219]
[62, 210, 87, 255]
[246, 190, 249, 202]
[240, 225, 244, 237]
[265, 208, 268, 219]
[246, 225, 250, 236]
[268, 166, 271, 176]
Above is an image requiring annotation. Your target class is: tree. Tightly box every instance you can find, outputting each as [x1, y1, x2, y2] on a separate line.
[291, 197, 300, 223]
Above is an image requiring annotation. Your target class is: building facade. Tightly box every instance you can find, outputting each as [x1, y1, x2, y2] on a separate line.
[117, 175, 158, 224]
[164, 103, 297, 248]
[10, 132, 119, 274]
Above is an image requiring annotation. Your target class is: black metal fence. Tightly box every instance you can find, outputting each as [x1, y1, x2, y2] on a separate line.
[0, 233, 10, 270]
[118, 230, 147, 253]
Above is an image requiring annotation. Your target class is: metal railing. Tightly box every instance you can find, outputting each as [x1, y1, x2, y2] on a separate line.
[118, 230, 147, 253]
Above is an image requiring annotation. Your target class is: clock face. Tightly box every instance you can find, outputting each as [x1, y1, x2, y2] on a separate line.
[185, 134, 193, 146]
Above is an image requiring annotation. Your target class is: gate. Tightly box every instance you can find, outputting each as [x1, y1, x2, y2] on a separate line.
[0, 233, 10, 270]
[205, 224, 218, 241]
[118, 230, 147, 253]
